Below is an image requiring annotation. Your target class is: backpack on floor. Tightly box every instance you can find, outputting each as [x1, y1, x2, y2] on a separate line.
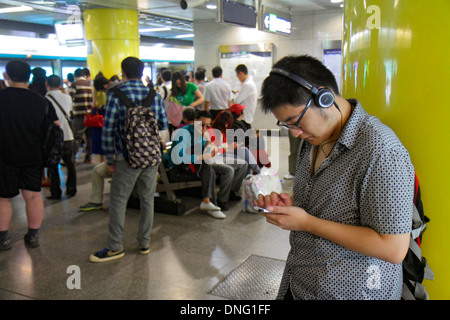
[111, 87, 161, 169]
[402, 174, 434, 300]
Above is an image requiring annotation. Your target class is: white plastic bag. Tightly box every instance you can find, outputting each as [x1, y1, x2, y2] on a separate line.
[242, 167, 282, 213]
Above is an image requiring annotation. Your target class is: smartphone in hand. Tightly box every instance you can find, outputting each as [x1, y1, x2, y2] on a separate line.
[253, 206, 271, 214]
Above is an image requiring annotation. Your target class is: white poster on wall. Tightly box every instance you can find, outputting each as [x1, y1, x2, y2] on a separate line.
[323, 49, 342, 92]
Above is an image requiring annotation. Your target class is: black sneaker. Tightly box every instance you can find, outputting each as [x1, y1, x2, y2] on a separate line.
[0, 237, 11, 251]
[139, 247, 150, 255]
[217, 201, 230, 211]
[24, 233, 40, 248]
[90, 248, 125, 263]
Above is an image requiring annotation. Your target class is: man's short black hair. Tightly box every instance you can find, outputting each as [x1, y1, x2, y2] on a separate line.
[195, 70, 205, 81]
[182, 107, 196, 122]
[195, 110, 212, 120]
[261, 55, 340, 113]
[161, 70, 172, 82]
[47, 75, 62, 88]
[5, 60, 31, 83]
[235, 64, 248, 75]
[74, 68, 84, 78]
[121, 56, 144, 79]
[93, 72, 110, 92]
[83, 68, 91, 77]
[212, 66, 222, 78]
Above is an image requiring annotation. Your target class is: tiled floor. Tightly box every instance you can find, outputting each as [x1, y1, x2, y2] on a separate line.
[0, 135, 293, 300]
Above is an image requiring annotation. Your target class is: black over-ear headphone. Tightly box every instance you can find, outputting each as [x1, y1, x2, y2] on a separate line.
[270, 68, 335, 108]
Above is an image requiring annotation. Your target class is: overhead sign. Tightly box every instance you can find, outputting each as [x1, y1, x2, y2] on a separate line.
[259, 6, 292, 35]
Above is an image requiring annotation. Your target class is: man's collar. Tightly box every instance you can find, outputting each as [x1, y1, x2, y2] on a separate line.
[338, 99, 367, 150]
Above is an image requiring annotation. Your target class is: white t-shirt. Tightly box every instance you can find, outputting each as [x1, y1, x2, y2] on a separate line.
[204, 77, 232, 110]
[234, 76, 257, 124]
[46, 90, 74, 141]
[160, 81, 172, 101]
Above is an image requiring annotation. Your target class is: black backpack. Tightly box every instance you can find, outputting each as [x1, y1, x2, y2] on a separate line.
[111, 87, 161, 169]
[43, 103, 64, 168]
[402, 174, 434, 300]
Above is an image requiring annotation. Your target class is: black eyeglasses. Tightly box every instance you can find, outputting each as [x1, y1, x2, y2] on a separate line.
[276, 98, 312, 131]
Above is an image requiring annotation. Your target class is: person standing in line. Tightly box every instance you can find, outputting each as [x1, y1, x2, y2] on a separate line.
[45, 75, 77, 200]
[158, 69, 172, 102]
[69, 68, 93, 164]
[0, 60, 58, 250]
[204, 66, 233, 119]
[90, 57, 168, 262]
[234, 64, 257, 127]
[79, 73, 123, 212]
[193, 69, 206, 111]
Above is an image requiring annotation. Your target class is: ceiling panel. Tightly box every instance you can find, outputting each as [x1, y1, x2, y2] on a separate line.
[0, 0, 343, 42]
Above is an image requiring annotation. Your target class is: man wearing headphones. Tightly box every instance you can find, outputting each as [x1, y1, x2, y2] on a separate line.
[255, 55, 414, 300]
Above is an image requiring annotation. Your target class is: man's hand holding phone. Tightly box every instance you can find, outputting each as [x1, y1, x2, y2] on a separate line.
[254, 192, 309, 232]
[254, 192, 293, 208]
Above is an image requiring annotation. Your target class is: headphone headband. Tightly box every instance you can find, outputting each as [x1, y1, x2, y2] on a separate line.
[270, 67, 334, 108]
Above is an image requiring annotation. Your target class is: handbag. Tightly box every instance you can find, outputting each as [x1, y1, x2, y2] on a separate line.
[166, 97, 183, 127]
[84, 113, 104, 128]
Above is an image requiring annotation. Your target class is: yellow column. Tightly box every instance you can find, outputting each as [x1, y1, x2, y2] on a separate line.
[84, 8, 140, 79]
[342, 0, 450, 299]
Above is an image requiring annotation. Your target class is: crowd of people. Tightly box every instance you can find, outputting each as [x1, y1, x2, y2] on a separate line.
[0, 53, 416, 300]
[0, 57, 271, 260]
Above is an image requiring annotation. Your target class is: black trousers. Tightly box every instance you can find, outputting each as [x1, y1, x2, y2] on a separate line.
[48, 141, 77, 197]
[168, 163, 217, 203]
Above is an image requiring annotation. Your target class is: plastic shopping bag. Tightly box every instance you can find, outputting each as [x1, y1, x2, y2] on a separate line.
[243, 167, 282, 213]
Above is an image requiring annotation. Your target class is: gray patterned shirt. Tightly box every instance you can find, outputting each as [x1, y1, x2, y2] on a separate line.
[277, 100, 414, 300]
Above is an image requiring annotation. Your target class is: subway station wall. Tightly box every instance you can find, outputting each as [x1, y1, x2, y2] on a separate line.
[193, 10, 343, 76]
[193, 10, 343, 130]
[342, 0, 450, 300]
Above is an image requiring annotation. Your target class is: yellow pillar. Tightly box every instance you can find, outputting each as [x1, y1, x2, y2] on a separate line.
[342, 0, 450, 299]
[84, 8, 140, 79]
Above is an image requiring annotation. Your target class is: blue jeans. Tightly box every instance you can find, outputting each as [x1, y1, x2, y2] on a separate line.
[107, 160, 158, 251]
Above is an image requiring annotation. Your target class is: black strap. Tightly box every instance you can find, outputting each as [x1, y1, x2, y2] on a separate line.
[162, 85, 168, 101]
[111, 87, 156, 109]
[47, 94, 70, 122]
[46, 94, 73, 135]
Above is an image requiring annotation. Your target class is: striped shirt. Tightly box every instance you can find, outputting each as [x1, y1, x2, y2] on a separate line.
[69, 77, 93, 117]
[102, 80, 168, 165]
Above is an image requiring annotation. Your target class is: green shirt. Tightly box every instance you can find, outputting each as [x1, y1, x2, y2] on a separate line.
[175, 82, 198, 106]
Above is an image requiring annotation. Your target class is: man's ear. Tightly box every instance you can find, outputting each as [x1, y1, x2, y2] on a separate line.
[3, 71, 10, 81]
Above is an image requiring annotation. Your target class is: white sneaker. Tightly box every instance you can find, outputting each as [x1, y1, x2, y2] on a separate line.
[283, 174, 295, 180]
[207, 210, 226, 219]
[200, 201, 221, 211]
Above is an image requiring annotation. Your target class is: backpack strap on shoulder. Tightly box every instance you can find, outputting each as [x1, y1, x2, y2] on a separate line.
[111, 87, 134, 109]
[142, 88, 156, 108]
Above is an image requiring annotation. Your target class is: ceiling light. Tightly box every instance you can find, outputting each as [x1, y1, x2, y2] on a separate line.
[174, 34, 194, 38]
[0, 5, 34, 13]
[330, 0, 343, 3]
[206, 4, 217, 9]
[139, 27, 172, 32]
